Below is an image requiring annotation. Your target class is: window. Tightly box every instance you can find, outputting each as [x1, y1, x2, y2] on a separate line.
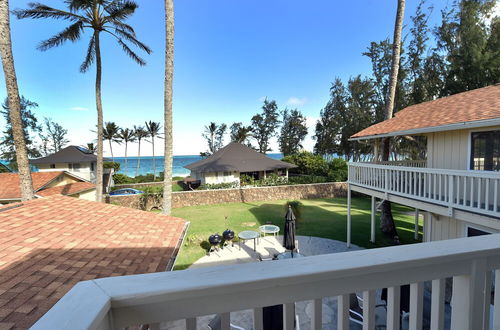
[90, 162, 95, 171]
[223, 171, 230, 176]
[470, 130, 500, 171]
[50, 164, 56, 169]
[467, 226, 492, 237]
[70, 163, 81, 172]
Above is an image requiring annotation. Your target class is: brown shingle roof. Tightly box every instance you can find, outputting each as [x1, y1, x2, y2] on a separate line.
[352, 84, 500, 139]
[0, 196, 186, 329]
[36, 181, 95, 197]
[0, 172, 64, 200]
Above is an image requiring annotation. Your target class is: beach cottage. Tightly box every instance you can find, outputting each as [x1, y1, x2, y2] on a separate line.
[185, 142, 297, 185]
[347, 84, 500, 245]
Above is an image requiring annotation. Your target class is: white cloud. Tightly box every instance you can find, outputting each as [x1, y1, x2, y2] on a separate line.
[286, 97, 307, 107]
[70, 106, 89, 111]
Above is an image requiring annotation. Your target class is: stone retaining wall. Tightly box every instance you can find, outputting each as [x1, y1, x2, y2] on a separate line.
[113, 181, 170, 190]
[108, 182, 347, 210]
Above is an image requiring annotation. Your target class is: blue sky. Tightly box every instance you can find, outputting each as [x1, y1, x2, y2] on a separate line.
[0, 0, 450, 156]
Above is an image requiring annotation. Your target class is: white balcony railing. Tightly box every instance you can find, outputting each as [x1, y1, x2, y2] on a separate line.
[361, 160, 427, 168]
[32, 234, 500, 330]
[349, 162, 500, 218]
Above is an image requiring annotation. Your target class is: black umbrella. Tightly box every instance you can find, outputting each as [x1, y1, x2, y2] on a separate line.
[283, 205, 296, 256]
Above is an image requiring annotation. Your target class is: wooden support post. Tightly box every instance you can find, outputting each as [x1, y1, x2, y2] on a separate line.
[370, 196, 376, 243]
[347, 185, 351, 248]
[414, 208, 419, 240]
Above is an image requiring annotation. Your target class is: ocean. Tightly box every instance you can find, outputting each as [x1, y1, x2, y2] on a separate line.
[113, 153, 284, 177]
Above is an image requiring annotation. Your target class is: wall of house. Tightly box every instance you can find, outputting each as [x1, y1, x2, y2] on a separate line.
[108, 182, 347, 210]
[426, 125, 500, 170]
[43, 174, 82, 189]
[37, 162, 95, 182]
[73, 189, 97, 201]
[201, 171, 240, 185]
[426, 213, 500, 242]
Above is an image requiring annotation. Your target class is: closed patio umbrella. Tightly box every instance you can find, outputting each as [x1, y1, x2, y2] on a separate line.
[283, 205, 296, 256]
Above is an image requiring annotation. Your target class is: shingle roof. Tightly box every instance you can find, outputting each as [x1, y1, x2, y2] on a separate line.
[0, 172, 64, 200]
[36, 181, 95, 197]
[185, 142, 297, 173]
[0, 195, 186, 329]
[30, 146, 108, 164]
[352, 84, 500, 139]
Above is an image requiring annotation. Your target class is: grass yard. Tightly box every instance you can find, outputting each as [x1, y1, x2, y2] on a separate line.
[171, 197, 422, 270]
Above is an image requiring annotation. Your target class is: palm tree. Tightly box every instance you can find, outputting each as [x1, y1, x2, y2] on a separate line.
[380, 0, 406, 239]
[134, 125, 148, 177]
[0, 1, 35, 200]
[103, 122, 121, 161]
[14, 1, 151, 202]
[145, 121, 162, 181]
[85, 142, 97, 154]
[118, 128, 136, 173]
[163, 0, 174, 215]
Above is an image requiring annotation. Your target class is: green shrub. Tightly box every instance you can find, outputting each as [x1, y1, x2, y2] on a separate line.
[258, 173, 288, 186]
[104, 161, 121, 171]
[282, 151, 328, 176]
[240, 174, 256, 186]
[112, 173, 134, 184]
[142, 185, 164, 195]
[288, 175, 328, 185]
[327, 158, 348, 182]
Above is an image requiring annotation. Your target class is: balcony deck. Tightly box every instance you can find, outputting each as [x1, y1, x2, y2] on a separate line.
[348, 162, 500, 220]
[32, 234, 500, 330]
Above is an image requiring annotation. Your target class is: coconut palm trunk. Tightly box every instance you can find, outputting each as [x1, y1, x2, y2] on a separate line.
[137, 140, 141, 177]
[108, 139, 114, 161]
[124, 141, 128, 172]
[162, 0, 174, 215]
[0, 0, 34, 201]
[380, 0, 405, 239]
[95, 31, 104, 202]
[152, 135, 156, 180]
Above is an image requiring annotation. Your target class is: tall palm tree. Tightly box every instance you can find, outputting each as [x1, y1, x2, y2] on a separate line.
[15, 1, 151, 202]
[103, 121, 121, 161]
[0, 1, 35, 201]
[380, 0, 406, 239]
[163, 0, 174, 215]
[118, 128, 136, 173]
[134, 125, 148, 177]
[145, 120, 162, 181]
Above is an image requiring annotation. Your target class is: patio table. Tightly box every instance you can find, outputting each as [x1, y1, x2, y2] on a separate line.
[238, 230, 260, 251]
[259, 224, 280, 238]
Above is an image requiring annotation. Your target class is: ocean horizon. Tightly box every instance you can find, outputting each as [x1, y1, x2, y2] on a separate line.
[113, 153, 284, 177]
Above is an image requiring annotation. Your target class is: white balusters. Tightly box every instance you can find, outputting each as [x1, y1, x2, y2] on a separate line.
[253, 307, 263, 330]
[337, 294, 349, 330]
[311, 299, 322, 330]
[431, 279, 445, 330]
[283, 303, 294, 330]
[220, 312, 230, 330]
[387, 286, 401, 330]
[185, 317, 197, 330]
[409, 282, 423, 330]
[362, 290, 375, 330]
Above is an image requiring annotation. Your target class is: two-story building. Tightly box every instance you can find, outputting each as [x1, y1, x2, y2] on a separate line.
[346, 84, 500, 245]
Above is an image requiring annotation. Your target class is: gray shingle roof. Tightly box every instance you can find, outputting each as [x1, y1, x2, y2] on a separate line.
[185, 142, 297, 173]
[30, 146, 106, 164]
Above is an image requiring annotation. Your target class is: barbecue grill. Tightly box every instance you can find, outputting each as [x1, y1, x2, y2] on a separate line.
[222, 229, 235, 248]
[208, 233, 221, 255]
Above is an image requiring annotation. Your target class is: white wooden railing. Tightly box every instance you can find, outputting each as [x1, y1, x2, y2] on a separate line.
[363, 160, 427, 168]
[349, 162, 500, 218]
[32, 235, 500, 330]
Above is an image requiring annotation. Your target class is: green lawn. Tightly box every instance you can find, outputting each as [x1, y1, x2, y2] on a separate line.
[171, 197, 421, 270]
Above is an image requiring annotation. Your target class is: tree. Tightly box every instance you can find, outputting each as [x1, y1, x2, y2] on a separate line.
[134, 125, 148, 177]
[40, 117, 69, 155]
[118, 128, 136, 173]
[85, 142, 97, 154]
[163, 0, 174, 215]
[15, 1, 151, 202]
[379, 0, 406, 239]
[278, 109, 308, 156]
[145, 121, 162, 180]
[103, 122, 121, 161]
[230, 122, 253, 146]
[434, 0, 499, 95]
[0, 97, 41, 161]
[251, 99, 280, 154]
[201, 122, 226, 157]
[0, 1, 34, 200]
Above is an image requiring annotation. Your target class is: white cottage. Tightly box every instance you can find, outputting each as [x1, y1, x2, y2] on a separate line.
[185, 142, 297, 185]
[347, 84, 500, 244]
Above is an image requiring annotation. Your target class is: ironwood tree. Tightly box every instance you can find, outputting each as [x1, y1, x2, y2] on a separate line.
[278, 109, 308, 156]
[251, 99, 280, 154]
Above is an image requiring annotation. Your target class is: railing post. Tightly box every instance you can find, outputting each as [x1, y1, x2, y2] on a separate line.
[370, 196, 376, 243]
[387, 286, 400, 330]
[448, 175, 454, 216]
[414, 208, 419, 240]
[311, 298, 322, 330]
[337, 294, 349, 330]
[363, 290, 375, 330]
[431, 278, 445, 330]
[409, 282, 423, 330]
[347, 185, 351, 248]
[385, 169, 389, 196]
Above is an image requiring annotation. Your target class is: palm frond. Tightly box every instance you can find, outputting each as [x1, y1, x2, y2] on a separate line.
[14, 3, 85, 22]
[37, 21, 84, 51]
[114, 28, 152, 54]
[107, 20, 135, 34]
[116, 38, 146, 66]
[64, 0, 94, 12]
[103, 0, 138, 21]
[80, 34, 95, 73]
